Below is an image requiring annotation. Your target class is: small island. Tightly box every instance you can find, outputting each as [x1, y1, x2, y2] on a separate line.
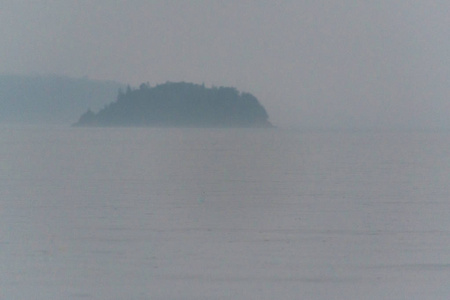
[74, 82, 273, 127]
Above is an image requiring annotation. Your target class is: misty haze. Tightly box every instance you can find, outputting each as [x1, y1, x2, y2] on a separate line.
[2, 1, 450, 299]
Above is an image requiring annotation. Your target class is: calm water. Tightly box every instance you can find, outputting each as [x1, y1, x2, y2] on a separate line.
[2, 126, 450, 299]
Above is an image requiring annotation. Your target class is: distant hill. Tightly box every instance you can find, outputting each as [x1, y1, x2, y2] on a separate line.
[74, 82, 273, 128]
[0, 74, 124, 124]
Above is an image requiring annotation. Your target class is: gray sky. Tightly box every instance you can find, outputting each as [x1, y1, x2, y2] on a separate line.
[1, 1, 449, 129]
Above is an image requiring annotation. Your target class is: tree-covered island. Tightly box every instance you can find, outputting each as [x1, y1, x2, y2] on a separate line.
[74, 82, 273, 127]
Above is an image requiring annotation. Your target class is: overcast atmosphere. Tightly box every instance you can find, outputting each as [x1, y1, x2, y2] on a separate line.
[1, 1, 449, 129]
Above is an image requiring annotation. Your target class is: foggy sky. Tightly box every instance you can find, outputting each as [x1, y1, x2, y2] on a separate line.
[1, 1, 449, 129]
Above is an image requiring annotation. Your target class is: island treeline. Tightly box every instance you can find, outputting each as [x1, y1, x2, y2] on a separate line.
[74, 82, 273, 127]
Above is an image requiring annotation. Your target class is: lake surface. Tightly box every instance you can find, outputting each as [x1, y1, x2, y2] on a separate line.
[2, 126, 450, 299]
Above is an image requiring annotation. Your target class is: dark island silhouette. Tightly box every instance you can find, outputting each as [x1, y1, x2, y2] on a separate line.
[74, 82, 273, 127]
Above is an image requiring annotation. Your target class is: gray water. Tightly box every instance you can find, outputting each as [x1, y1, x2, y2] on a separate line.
[2, 126, 450, 299]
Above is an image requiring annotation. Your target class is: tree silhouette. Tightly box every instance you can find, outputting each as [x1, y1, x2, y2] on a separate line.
[74, 82, 273, 127]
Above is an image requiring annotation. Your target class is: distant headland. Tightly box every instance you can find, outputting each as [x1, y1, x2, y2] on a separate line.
[0, 74, 124, 124]
[74, 82, 273, 128]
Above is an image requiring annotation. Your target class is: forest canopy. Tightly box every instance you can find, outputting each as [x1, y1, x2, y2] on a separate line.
[74, 82, 273, 127]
